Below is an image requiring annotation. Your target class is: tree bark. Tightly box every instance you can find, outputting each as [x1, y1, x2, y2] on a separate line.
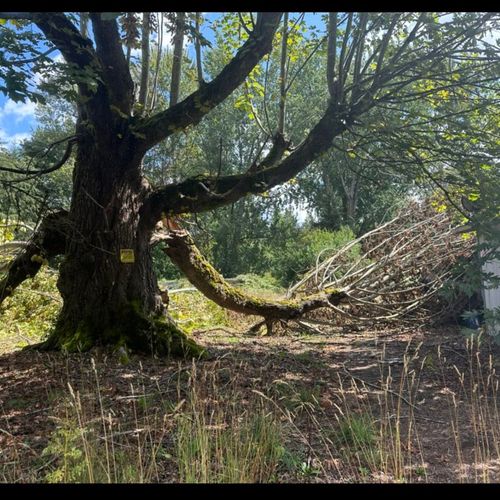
[41, 129, 202, 357]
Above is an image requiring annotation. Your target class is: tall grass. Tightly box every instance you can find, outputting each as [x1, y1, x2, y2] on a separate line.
[21, 358, 284, 483]
[40, 358, 166, 483]
[258, 337, 500, 483]
[439, 335, 500, 482]
[175, 362, 284, 483]
[1, 333, 499, 483]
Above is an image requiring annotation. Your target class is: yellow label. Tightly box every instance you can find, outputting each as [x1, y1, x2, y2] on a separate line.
[120, 249, 135, 263]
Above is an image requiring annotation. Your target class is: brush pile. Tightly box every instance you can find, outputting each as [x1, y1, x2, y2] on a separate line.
[289, 202, 475, 326]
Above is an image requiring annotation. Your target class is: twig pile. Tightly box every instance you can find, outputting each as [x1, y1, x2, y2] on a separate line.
[289, 202, 475, 326]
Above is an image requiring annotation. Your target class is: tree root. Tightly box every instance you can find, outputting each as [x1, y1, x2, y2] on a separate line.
[40, 301, 205, 359]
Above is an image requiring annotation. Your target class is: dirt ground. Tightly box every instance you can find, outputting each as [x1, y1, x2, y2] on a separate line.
[1, 323, 500, 483]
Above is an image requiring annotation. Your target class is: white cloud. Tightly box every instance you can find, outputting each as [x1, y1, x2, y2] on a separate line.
[0, 98, 36, 150]
[0, 99, 36, 124]
[0, 129, 30, 149]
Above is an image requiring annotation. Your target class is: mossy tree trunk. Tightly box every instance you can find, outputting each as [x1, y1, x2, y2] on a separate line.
[42, 119, 202, 357]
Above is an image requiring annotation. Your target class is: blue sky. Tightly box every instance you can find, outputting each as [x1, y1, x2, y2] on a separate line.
[0, 95, 37, 148]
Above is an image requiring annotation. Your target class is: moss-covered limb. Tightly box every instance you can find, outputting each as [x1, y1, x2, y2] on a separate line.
[40, 301, 205, 358]
[0, 211, 67, 306]
[163, 230, 347, 324]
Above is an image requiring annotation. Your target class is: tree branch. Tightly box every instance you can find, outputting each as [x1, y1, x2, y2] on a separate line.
[90, 13, 134, 114]
[162, 229, 346, 332]
[145, 99, 352, 223]
[138, 12, 151, 113]
[0, 136, 77, 177]
[32, 13, 99, 95]
[194, 12, 204, 86]
[133, 12, 282, 152]
[0, 211, 67, 305]
[170, 12, 185, 107]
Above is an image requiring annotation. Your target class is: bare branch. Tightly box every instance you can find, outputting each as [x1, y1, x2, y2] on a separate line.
[291, 202, 474, 325]
[0, 136, 77, 177]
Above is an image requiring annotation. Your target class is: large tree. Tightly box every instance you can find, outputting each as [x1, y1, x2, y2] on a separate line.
[0, 12, 498, 356]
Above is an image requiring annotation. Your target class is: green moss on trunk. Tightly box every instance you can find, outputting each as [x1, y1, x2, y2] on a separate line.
[39, 301, 205, 358]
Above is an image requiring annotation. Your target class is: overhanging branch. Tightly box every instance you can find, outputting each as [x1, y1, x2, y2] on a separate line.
[0, 135, 77, 177]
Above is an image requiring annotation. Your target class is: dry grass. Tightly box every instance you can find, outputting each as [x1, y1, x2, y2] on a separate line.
[1, 322, 500, 483]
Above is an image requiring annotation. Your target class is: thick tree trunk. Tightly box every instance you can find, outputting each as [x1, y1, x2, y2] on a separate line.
[42, 138, 202, 357]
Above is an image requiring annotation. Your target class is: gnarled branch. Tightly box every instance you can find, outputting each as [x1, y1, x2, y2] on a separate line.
[0, 211, 67, 305]
[161, 229, 346, 333]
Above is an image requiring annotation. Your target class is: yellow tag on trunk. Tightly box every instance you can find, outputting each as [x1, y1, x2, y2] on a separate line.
[120, 249, 135, 263]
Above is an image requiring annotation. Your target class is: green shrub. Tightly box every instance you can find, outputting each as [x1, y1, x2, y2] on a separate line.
[169, 290, 230, 333]
[269, 226, 358, 286]
[0, 267, 60, 351]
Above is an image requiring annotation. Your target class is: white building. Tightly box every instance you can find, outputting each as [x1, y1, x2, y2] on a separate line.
[481, 232, 500, 338]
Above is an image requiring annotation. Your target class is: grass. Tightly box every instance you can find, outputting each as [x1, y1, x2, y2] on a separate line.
[1, 333, 500, 483]
[2, 358, 284, 483]
[438, 335, 500, 482]
[174, 362, 284, 483]
[1, 271, 500, 483]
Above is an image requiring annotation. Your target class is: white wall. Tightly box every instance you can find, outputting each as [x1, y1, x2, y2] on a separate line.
[480, 237, 500, 337]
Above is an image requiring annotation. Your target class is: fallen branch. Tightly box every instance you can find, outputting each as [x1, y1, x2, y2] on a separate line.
[291, 202, 474, 325]
[162, 228, 346, 333]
